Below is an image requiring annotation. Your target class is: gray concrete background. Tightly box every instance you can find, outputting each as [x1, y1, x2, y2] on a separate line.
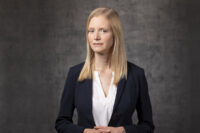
[0, 0, 199, 133]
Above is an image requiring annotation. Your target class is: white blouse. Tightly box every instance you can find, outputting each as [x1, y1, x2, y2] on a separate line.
[92, 71, 117, 126]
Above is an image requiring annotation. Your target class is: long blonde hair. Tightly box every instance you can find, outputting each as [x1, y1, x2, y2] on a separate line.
[78, 7, 127, 85]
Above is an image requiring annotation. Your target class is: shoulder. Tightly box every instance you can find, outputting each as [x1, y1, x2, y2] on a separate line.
[127, 61, 146, 79]
[70, 62, 85, 71]
[126, 61, 148, 89]
[127, 61, 144, 73]
[68, 61, 85, 75]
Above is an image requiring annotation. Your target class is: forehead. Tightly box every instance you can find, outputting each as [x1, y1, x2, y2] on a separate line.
[88, 15, 111, 28]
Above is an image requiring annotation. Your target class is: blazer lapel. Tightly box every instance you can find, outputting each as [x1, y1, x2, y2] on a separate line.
[113, 77, 126, 113]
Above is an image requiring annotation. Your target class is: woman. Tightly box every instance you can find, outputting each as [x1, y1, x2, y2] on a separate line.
[55, 7, 155, 133]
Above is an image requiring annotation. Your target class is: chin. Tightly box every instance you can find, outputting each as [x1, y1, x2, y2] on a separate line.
[94, 50, 109, 55]
[92, 47, 104, 52]
[93, 50, 104, 54]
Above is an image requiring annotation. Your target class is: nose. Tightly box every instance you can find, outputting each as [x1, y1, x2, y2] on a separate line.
[94, 31, 101, 40]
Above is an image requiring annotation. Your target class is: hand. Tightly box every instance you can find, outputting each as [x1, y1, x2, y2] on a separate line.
[83, 128, 103, 133]
[94, 126, 126, 133]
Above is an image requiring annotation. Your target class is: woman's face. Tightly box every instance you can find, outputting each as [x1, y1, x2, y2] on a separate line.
[87, 15, 114, 55]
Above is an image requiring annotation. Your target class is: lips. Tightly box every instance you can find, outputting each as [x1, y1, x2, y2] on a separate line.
[93, 43, 103, 45]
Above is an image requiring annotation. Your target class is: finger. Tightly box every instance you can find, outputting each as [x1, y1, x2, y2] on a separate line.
[94, 126, 106, 128]
[94, 126, 106, 129]
[97, 128, 111, 133]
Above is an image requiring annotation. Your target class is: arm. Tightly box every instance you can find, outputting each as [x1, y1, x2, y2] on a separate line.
[123, 69, 155, 133]
[55, 67, 85, 133]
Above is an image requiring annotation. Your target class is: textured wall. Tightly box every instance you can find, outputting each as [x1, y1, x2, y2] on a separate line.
[0, 0, 199, 133]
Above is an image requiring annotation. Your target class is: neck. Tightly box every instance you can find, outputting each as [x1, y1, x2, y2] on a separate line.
[94, 53, 111, 72]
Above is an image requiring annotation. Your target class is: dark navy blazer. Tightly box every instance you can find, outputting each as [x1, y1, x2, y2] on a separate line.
[55, 61, 155, 133]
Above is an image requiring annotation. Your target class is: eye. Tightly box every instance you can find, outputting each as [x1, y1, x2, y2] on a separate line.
[100, 29, 107, 32]
[88, 29, 94, 33]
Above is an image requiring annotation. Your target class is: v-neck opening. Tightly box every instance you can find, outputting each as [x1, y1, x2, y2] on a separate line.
[94, 71, 114, 100]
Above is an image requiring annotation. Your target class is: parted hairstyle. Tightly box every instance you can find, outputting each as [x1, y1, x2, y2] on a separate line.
[78, 7, 127, 85]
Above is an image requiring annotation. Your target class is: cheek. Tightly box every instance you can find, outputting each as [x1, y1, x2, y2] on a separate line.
[87, 35, 92, 42]
[105, 35, 113, 46]
[87, 35, 93, 45]
[88, 36, 94, 49]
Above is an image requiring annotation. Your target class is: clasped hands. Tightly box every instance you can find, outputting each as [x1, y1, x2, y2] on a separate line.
[83, 126, 125, 133]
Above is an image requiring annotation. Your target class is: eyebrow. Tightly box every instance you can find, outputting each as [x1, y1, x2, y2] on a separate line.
[88, 27, 108, 29]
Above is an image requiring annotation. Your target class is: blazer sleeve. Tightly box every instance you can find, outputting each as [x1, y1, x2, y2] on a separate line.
[55, 67, 85, 133]
[124, 69, 155, 133]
